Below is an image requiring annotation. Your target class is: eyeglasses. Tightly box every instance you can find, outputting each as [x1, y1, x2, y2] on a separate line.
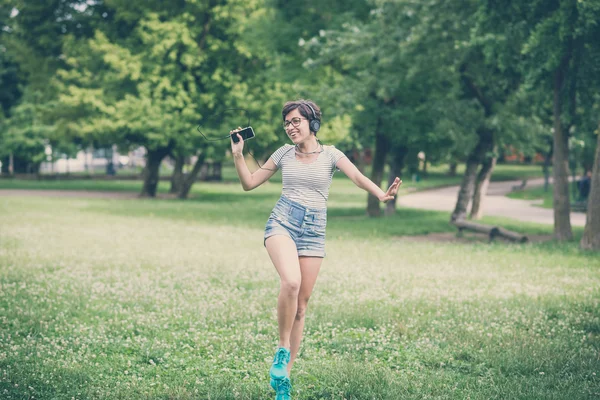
[283, 117, 307, 129]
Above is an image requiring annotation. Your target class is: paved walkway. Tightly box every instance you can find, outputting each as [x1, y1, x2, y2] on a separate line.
[398, 178, 587, 227]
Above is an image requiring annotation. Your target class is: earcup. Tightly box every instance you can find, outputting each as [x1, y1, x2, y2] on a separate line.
[309, 119, 321, 134]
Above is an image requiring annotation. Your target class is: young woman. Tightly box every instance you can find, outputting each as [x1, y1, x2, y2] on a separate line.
[231, 100, 401, 399]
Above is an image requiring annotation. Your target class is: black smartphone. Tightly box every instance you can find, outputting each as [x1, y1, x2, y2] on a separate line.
[230, 126, 255, 143]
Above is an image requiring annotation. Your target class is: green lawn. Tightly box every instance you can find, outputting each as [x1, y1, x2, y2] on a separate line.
[0, 162, 546, 194]
[0, 183, 598, 399]
[507, 183, 583, 210]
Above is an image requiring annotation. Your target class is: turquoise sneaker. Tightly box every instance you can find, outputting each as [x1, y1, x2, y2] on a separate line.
[275, 377, 291, 400]
[269, 347, 290, 380]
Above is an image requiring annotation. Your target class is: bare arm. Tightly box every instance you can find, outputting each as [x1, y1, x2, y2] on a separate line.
[233, 153, 277, 191]
[230, 130, 277, 191]
[336, 156, 402, 202]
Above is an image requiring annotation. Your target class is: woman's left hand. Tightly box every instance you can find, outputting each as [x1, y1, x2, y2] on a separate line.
[379, 177, 402, 203]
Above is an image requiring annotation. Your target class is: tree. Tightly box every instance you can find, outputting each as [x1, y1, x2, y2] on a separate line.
[314, 0, 527, 221]
[306, 0, 450, 217]
[0, 3, 24, 173]
[466, 0, 600, 239]
[401, 0, 525, 222]
[514, 0, 599, 241]
[2, 93, 53, 174]
[469, 145, 497, 220]
[580, 123, 600, 250]
[53, 0, 274, 197]
[1, 0, 104, 173]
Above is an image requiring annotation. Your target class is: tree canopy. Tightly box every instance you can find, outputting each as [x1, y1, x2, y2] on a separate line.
[2, 0, 599, 247]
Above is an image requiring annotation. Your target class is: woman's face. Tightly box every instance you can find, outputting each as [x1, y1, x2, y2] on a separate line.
[284, 108, 312, 145]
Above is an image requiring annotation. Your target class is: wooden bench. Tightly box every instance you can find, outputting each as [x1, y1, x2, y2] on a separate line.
[452, 219, 528, 243]
[511, 179, 527, 192]
[570, 200, 588, 212]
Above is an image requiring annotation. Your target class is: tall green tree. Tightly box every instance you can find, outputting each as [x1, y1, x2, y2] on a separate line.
[0, 7, 21, 119]
[309, 0, 534, 220]
[1, 94, 51, 173]
[305, 0, 448, 216]
[412, 0, 527, 222]
[484, 0, 600, 241]
[0, 3, 23, 173]
[520, 0, 600, 240]
[1, 0, 102, 173]
[53, 0, 276, 197]
[581, 121, 600, 250]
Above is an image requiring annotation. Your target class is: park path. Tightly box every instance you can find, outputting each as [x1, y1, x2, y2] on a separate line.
[398, 178, 587, 227]
[0, 178, 587, 227]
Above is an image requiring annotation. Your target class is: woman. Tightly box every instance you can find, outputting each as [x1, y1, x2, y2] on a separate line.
[231, 100, 401, 399]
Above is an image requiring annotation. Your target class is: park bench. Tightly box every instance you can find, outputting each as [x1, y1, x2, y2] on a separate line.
[452, 219, 528, 243]
[571, 200, 588, 212]
[511, 179, 527, 192]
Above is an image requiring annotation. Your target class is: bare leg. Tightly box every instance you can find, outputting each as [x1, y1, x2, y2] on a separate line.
[265, 235, 302, 349]
[287, 256, 323, 374]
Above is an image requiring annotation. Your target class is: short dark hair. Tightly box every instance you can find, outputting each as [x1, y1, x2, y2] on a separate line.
[282, 99, 322, 134]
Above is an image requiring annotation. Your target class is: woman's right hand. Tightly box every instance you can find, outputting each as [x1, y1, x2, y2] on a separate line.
[230, 126, 244, 156]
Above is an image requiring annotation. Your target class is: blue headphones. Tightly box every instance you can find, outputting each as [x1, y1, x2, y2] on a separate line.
[302, 102, 321, 134]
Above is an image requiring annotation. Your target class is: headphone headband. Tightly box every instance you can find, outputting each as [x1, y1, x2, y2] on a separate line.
[301, 101, 321, 134]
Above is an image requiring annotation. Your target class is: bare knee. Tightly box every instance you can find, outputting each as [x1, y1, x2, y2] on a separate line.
[295, 299, 310, 320]
[281, 279, 301, 296]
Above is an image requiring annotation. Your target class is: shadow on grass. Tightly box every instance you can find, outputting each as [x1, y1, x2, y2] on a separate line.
[184, 190, 277, 204]
[83, 195, 595, 251]
[0, 360, 92, 399]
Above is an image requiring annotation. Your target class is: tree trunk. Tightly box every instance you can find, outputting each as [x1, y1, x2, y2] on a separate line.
[170, 154, 185, 194]
[105, 146, 115, 176]
[355, 149, 367, 174]
[140, 151, 163, 197]
[451, 160, 479, 222]
[178, 152, 207, 199]
[453, 64, 496, 222]
[2, 154, 31, 174]
[385, 146, 408, 216]
[543, 141, 553, 192]
[140, 143, 173, 198]
[580, 128, 600, 251]
[448, 161, 457, 177]
[212, 161, 222, 181]
[451, 128, 493, 222]
[470, 147, 497, 220]
[90, 150, 94, 175]
[551, 57, 573, 241]
[366, 120, 389, 217]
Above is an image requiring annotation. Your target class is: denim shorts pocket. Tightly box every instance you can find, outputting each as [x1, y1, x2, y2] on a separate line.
[305, 216, 326, 237]
[287, 207, 305, 228]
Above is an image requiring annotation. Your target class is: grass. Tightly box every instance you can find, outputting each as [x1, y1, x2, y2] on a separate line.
[0, 162, 546, 194]
[0, 181, 598, 399]
[507, 183, 584, 210]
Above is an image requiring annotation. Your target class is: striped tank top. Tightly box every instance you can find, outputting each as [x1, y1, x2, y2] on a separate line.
[270, 144, 346, 209]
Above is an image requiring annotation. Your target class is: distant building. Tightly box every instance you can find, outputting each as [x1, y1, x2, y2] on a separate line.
[39, 146, 147, 174]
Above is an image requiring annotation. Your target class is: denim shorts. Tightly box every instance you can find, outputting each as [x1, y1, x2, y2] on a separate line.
[264, 196, 327, 258]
